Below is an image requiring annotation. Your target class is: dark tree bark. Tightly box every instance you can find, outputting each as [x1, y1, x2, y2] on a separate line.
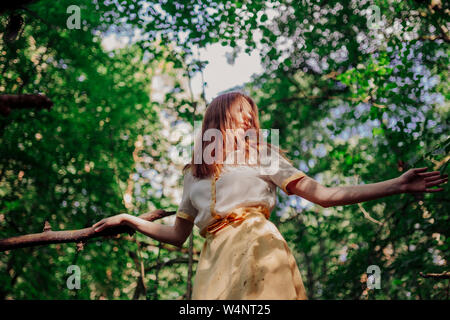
[0, 209, 176, 252]
[0, 94, 53, 116]
[419, 271, 450, 279]
[0, 1, 40, 14]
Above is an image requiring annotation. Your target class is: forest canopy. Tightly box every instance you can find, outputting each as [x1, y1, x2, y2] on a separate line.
[0, 0, 449, 300]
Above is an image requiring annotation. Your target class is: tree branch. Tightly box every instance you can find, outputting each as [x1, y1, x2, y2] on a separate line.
[419, 271, 450, 279]
[145, 257, 199, 272]
[122, 236, 201, 256]
[0, 94, 53, 116]
[0, 0, 40, 15]
[0, 209, 176, 252]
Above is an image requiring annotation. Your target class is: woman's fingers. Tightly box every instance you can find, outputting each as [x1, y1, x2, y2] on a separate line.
[425, 187, 444, 192]
[94, 222, 106, 232]
[425, 178, 448, 188]
[418, 171, 442, 178]
[424, 175, 448, 182]
[92, 220, 103, 229]
[93, 220, 107, 232]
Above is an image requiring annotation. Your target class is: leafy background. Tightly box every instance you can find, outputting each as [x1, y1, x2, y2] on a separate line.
[0, 0, 449, 299]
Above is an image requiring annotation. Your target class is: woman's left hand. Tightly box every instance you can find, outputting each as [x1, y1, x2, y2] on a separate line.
[397, 167, 448, 193]
[92, 213, 128, 232]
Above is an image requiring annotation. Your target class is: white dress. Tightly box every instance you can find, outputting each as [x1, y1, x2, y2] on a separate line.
[176, 148, 307, 234]
[176, 147, 309, 300]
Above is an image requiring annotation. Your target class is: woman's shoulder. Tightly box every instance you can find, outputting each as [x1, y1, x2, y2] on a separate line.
[181, 164, 195, 180]
[182, 164, 192, 173]
[181, 164, 204, 181]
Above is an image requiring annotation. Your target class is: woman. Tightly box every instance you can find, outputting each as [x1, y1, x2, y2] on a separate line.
[92, 92, 448, 299]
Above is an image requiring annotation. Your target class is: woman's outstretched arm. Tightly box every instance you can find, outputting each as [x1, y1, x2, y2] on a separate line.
[92, 215, 193, 248]
[286, 167, 448, 208]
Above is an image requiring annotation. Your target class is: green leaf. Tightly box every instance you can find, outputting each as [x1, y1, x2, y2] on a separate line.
[372, 127, 384, 136]
[260, 13, 268, 23]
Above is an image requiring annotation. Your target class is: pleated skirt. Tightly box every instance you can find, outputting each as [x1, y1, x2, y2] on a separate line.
[191, 209, 308, 300]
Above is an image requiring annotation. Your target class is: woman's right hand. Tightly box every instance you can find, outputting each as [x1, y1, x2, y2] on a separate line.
[92, 213, 128, 232]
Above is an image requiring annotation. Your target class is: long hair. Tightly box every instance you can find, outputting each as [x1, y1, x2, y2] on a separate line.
[183, 91, 290, 179]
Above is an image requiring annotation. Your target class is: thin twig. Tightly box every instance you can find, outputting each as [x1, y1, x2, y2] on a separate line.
[354, 175, 383, 225]
[419, 271, 450, 279]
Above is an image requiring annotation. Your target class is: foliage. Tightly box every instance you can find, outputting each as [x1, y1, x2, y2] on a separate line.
[0, 0, 448, 299]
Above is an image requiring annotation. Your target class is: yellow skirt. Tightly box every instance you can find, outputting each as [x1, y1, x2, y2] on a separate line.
[192, 206, 308, 300]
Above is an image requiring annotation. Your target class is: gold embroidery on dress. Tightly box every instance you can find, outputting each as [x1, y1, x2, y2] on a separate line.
[210, 171, 221, 220]
[204, 168, 271, 238]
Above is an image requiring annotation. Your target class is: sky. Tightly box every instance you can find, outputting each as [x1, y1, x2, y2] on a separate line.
[101, 33, 264, 102]
[189, 44, 263, 101]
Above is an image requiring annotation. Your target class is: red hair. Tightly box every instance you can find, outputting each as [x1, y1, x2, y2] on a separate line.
[183, 92, 291, 179]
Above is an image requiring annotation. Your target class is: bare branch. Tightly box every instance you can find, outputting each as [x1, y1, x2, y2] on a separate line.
[0, 94, 53, 116]
[420, 271, 450, 279]
[145, 257, 199, 272]
[0, 209, 176, 252]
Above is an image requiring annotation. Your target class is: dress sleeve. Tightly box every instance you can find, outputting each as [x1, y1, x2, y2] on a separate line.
[264, 148, 307, 196]
[176, 170, 198, 223]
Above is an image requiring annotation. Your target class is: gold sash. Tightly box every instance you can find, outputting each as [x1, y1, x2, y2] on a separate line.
[200, 205, 270, 238]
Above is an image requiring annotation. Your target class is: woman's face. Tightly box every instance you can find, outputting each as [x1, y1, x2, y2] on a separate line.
[224, 102, 254, 155]
[230, 102, 252, 131]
